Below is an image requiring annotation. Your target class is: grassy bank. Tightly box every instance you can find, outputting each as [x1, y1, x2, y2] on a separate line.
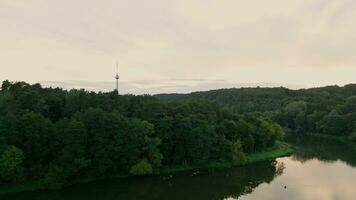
[246, 141, 295, 163]
[0, 141, 294, 195]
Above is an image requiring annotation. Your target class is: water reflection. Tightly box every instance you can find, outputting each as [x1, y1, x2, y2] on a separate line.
[239, 157, 356, 200]
[1, 161, 283, 200]
[239, 137, 356, 200]
[289, 136, 356, 167]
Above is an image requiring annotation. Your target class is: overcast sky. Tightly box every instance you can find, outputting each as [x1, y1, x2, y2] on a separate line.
[1, 0, 356, 94]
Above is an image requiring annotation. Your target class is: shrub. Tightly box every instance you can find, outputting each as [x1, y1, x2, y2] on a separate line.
[129, 159, 153, 175]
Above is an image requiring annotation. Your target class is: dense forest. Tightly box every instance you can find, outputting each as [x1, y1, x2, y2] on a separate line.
[0, 81, 284, 189]
[157, 85, 356, 137]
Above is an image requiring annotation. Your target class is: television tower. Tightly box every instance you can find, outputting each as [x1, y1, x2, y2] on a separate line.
[115, 62, 120, 94]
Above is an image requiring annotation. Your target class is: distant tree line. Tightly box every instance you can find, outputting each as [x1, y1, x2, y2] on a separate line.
[157, 85, 356, 137]
[0, 81, 284, 188]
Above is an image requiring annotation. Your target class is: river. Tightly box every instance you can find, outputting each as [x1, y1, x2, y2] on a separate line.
[2, 136, 356, 200]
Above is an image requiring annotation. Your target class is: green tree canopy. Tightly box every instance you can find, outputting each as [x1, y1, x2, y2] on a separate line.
[0, 145, 25, 183]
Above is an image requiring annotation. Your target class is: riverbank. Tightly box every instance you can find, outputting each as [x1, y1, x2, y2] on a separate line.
[158, 141, 294, 174]
[0, 141, 294, 195]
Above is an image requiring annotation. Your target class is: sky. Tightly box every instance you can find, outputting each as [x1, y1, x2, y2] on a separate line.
[1, 0, 356, 94]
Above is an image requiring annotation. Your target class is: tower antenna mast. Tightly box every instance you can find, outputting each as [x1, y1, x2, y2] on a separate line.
[115, 62, 120, 94]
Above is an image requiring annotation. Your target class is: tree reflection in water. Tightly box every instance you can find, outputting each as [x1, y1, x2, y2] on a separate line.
[1, 160, 285, 200]
[288, 136, 356, 167]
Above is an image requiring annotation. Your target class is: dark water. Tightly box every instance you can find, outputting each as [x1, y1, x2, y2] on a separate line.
[2, 137, 356, 200]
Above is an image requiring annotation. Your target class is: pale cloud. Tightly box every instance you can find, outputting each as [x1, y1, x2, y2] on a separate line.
[0, 0, 356, 93]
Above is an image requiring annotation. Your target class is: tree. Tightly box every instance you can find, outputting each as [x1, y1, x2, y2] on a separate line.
[0, 146, 25, 183]
[154, 116, 174, 164]
[15, 111, 56, 170]
[235, 119, 255, 153]
[220, 120, 239, 141]
[280, 101, 307, 131]
[352, 132, 356, 143]
[0, 114, 18, 151]
[0, 80, 299, 189]
[1, 80, 12, 91]
[80, 108, 118, 176]
[231, 140, 246, 166]
[169, 116, 192, 164]
[186, 120, 214, 164]
[42, 118, 91, 188]
[144, 137, 163, 167]
[341, 96, 356, 114]
[241, 133, 255, 153]
[0, 92, 17, 115]
[320, 110, 349, 135]
[129, 159, 153, 175]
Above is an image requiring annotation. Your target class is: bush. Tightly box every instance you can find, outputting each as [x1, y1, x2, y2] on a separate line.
[129, 159, 153, 175]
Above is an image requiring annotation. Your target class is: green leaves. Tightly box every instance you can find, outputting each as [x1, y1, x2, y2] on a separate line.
[352, 133, 356, 143]
[186, 120, 214, 164]
[144, 137, 163, 167]
[0, 146, 25, 183]
[16, 111, 56, 166]
[231, 140, 246, 166]
[129, 159, 153, 176]
[0, 80, 292, 188]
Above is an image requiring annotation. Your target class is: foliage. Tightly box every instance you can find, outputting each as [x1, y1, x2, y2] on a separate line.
[0, 146, 25, 183]
[129, 159, 153, 175]
[352, 133, 356, 143]
[246, 141, 294, 163]
[144, 137, 163, 167]
[0, 81, 285, 189]
[231, 140, 246, 165]
[157, 84, 356, 137]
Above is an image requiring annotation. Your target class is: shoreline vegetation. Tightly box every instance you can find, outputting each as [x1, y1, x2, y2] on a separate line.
[0, 141, 294, 195]
[158, 141, 294, 174]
